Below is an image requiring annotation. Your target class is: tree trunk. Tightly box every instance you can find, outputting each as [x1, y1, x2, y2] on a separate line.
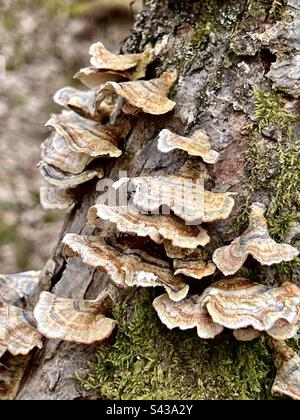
[17, 0, 300, 400]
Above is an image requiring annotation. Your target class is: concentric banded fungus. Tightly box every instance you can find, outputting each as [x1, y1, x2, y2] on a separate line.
[212, 202, 299, 276]
[97, 71, 177, 115]
[0, 300, 43, 356]
[38, 162, 103, 189]
[201, 278, 300, 339]
[75, 43, 153, 88]
[63, 234, 126, 287]
[53, 86, 114, 122]
[63, 234, 189, 301]
[46, 112, 127, 158]
[0, 271, 40, 305]
[87, 205, 210, 249]
[162, 241, 195, 259]
[113, 175, 235, 223]
[232, 327, 261, 342]
[153, 293, 224, 339]
[121, 251, 189, 302]
[40, 186, 75, 210]
[41, 132, 93, 174]
[34, 290, 117, 344]
[173, 257, 216, 280]
[157, 129, 219, 164]
[270, 340, 300, 400]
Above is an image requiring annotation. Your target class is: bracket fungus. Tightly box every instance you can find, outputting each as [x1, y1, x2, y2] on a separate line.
[87, 204, 210, 249]
[45, 112, 128, 158]
[0, 271, 40, 306]
[53, 86, 114, 122]
[270, 340, 300, 400]
[0, 300, 43, 356]
[38, 162, 103, 189]
[154, 278, 300, 341]
[200, 278, 300, 339]
[41, 132, 93, 175]
[173, 257, 216, 280]
[157, 129, 219, 164]
[153, 293, 224, 339]
[113, 175, 235, 223]
[75, 43, 154, 88]
[40, 186, 75, 211]
[96, 71, 177, 115]
[212, 202, 299, 276]
[34, 290, 117, 344]
[63, 233, 189, 301]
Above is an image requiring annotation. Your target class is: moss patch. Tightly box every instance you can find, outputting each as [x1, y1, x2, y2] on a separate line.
[78, 291, 275, 400]
[241, 88, 300, 282]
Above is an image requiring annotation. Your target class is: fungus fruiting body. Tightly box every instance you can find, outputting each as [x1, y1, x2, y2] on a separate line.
[96, 71, 177, 115]
[173, 257, 216, 280]
[38, 162, 103, 189]
[34, 291, 117, 344]
[0, 300, 43, 356]
[153, 278, 300, 341]
[270, 340, 300, 400]
[157, 129, 219, 164]
[63, 233, 189, 301]
[213, 202, 299, 275]
[113, 175, 235, 223]
[0, 271, 40, 306]
[75, 43, 154, 88]
[87, 204, 210, 249]
[39, 186, 75, 210]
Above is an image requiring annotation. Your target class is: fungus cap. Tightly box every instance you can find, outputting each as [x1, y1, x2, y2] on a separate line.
[158, 129, 219, 164]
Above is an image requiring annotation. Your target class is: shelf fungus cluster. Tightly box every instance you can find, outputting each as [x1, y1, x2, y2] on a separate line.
[0, 270, 118, 360]
[26, 39, 300, 400]
[63, 233, 189, 301]
[113, 175, 235, 223]
[153, 278, 300, 341]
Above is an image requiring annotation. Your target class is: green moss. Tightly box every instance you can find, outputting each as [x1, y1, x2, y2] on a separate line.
[78, 292, 275, 400]
[227, 196, 251, 239]
[0, 224, 19, 246]
[268, 0, 286, 22]
[254, 87, 296, 132]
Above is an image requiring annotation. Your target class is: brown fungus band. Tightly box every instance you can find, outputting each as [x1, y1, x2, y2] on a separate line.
[158, 129, 219, 164]
[63, 233, 189, 302]
[153, 278, 300, 341]
[34, 290, 117, 344]
[113, 175, 235, 223]
[213, 202, 299, 276]
[96, 71, 177, 116]
[87, 204, 210, 252]
[75, 42, 154, 88]
[0, 300, 43, 356]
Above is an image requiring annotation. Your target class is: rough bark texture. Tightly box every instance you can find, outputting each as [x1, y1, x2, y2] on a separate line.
[16, 0, 300, 399]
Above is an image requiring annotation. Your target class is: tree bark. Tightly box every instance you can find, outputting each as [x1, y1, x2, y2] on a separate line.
[17, 0, 300, 400]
